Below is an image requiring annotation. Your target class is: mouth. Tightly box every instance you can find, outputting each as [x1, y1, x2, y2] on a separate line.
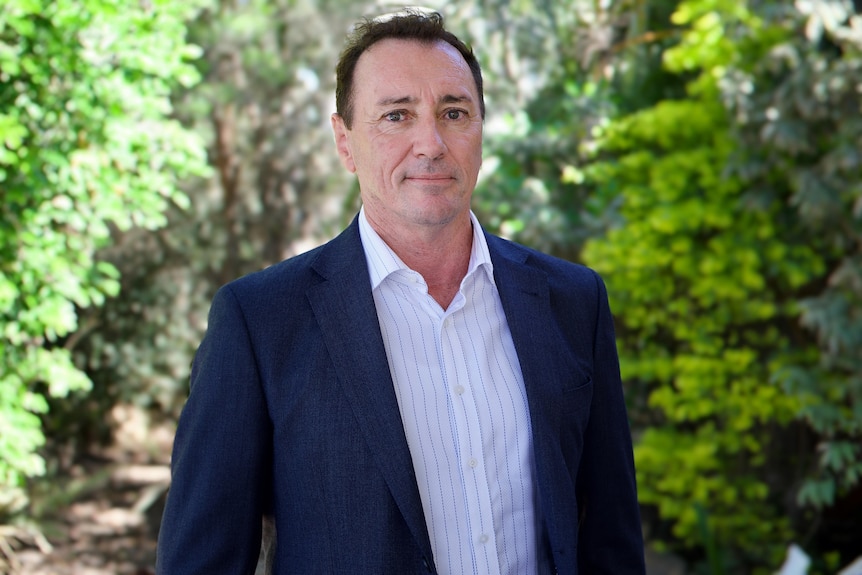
[404, 174, 455, 183]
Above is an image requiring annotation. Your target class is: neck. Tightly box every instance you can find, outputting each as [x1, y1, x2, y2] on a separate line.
[367, 211, 473, 309]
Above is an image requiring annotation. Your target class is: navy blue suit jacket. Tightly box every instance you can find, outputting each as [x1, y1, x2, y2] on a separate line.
[156, 218, 645, 574]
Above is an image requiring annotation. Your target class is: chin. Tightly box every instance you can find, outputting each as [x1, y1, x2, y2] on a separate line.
[410, 205, 464, 227]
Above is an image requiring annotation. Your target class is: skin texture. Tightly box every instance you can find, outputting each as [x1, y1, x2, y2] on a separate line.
[331, 39, 484, 308]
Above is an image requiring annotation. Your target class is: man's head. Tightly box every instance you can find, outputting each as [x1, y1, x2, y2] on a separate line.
[335, 10, 484, 130]
[329, 11, 485, 236]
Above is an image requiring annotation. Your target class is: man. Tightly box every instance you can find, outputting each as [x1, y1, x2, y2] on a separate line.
[157, 10, 645, 575]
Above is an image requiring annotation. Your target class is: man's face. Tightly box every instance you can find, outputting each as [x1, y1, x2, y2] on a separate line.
[331, 38, 483, 233]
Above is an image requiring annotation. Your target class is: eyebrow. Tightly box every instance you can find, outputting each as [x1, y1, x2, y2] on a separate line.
[375, 94, 474, 108]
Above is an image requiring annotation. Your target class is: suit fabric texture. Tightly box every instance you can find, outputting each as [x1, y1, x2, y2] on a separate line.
[156, 218, 645, 575]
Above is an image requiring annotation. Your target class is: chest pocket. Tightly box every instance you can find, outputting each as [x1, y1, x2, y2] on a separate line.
[560, 377, 593, 417]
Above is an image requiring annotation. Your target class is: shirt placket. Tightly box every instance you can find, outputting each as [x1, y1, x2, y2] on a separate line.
[438, 302, 503, 575]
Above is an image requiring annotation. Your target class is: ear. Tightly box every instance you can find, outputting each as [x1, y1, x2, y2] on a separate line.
[331, 113, 356, 173]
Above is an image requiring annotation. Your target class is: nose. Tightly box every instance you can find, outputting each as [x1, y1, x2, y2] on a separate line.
[412, 116, 447, 160]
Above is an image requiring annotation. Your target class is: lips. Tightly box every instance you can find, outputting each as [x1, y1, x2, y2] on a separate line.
[404, 173, 455, 182]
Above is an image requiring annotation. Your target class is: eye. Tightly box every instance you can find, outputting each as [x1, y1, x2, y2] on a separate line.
[385, 111, 406, 122]
[445, 109, 467, 120]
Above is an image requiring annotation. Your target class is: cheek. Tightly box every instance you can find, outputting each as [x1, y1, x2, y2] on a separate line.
[369, 143, 408, 179]
[456, 128, 483, 158]
[354, 150, 400, 190]
[459, 137, 484, 170]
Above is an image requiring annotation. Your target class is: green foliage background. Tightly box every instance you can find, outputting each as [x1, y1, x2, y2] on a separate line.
[0, 0, 208, 516]
[579, 1, 862, 571]
[1, 0, 860, 572]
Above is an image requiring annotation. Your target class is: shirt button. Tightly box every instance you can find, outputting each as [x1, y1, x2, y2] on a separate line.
[454, 385, 465, 395]
[479, 534, 489, 544]
[468, 458, 478, 468]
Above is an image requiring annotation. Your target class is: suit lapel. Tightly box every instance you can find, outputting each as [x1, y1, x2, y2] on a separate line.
[486, 234, 568, 547]
[305, 221, 434, 564]
[486, 234, 563, 441]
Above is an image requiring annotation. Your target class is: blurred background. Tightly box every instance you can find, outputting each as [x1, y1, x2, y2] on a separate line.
[1, 0, 861, 573]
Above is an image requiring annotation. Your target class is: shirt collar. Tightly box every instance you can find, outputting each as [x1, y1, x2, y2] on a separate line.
[358, 206, 494, 291]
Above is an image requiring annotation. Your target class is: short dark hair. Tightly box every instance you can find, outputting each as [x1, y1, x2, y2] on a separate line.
[335, 10, 485, 129]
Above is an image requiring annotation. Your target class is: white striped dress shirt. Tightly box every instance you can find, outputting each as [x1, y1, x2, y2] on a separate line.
[358, 208, 541, 575]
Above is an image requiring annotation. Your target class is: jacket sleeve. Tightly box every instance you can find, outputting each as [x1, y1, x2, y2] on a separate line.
[156, 284, 272, 574]
[575, 271, 645, 574]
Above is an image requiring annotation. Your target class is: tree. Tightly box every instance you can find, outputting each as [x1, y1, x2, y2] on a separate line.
[0, 0, 208, 518]
[721, 0, 862, 562]
[465, 0, 688, 267]
[60, 0, 363, 450]
[581, 0, 862, 571]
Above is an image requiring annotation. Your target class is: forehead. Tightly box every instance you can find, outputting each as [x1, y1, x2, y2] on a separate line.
[352, 38, 477, 104]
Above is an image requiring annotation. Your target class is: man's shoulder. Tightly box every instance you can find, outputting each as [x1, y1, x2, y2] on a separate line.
[222, 220, 363, 297]
[485, 232, 600, 284]
[224, 242, 325, 296]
